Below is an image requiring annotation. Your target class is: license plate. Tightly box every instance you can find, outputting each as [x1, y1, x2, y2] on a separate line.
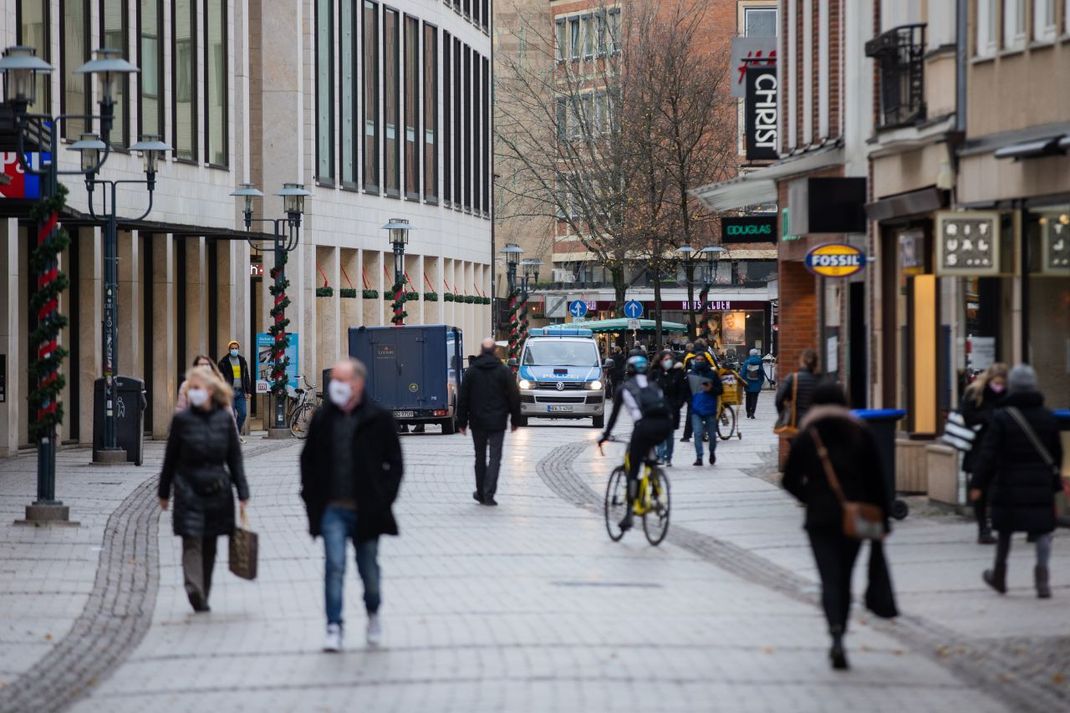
[394, 410, 415, 418]
[548, 405, 573, 413]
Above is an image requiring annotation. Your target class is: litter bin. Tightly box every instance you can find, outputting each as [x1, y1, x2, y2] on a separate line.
[93, 376, 147, 466]
[853, 408, 909, 520]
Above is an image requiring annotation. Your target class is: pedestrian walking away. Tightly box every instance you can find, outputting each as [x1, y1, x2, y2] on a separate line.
[971, 364, 1063, 599]
[158, 365, 250, 614]
[958, 363, 1008, 544]
[651, 349, 687, 467]
[218, 340, 253, 442]
[456, 337, 522, 506]
[782, 382, 896, 671]
[742, 348, 766, 419]
[300, 358, 404, 652]
[682, 340, 716, 442]
[775, 349, 819, 425]
[689, 366, 723, 466]
[599, 355, 674, 532]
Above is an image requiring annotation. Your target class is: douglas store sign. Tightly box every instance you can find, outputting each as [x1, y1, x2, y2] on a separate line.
[722, 215, 776, 244]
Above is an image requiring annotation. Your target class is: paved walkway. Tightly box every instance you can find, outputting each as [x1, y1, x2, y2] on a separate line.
[1, 392, 1067, 712]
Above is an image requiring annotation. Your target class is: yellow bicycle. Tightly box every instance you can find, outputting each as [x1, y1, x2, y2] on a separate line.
[599, 437, 671, 545]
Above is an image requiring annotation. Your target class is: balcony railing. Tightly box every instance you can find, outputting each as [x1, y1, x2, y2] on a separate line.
[865, 24, 926, 130]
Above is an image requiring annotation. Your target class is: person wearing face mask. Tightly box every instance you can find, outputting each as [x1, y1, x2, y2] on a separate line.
[456, 337, 522, 505]
[651, 350, 687, 467]
[218, 340, 252, 441]
[159, 366, 250, 613]
[960, 362, 1009, 544]
[300, 359, 403, 652]
[741, 348, 766, 419]
[176, 356, 229, 413]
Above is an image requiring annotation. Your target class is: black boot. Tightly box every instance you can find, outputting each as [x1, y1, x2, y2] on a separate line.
[977, 527, 997, 545]
[1035, 566, 1051, 599]
[829, 627, 848, 670]
[983, 563, 1007, 594]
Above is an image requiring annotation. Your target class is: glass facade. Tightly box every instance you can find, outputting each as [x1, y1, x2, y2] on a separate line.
[62, 0, 90, 138]
[100, 0, 129, 146]
[362, 1, 380, 191]
[404, 15, 420, 199]
[1025, 208, 1070, 408]
[341, 0, 356, 185]
[205, 0, 226, 166]
[443, 31, 452, 205]
[173, 0, 197, 161]
[18, 0, 50, 113]
[139, 0, 164, 140]
[423, 24, 438, 202]
[383, 8, 400, 196]
[316, 0, 334, 181]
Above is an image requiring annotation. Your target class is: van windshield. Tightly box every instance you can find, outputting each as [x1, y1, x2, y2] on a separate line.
[522, 340, 599, 367]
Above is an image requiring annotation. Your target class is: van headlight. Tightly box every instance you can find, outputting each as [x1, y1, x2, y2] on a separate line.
[518, 379, 532, 390]
[587, 380, 603, 390]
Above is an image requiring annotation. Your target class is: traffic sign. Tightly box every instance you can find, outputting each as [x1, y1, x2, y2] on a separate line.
[568, 300, 588, 319]
[623, 300, 644, 319]
[627, 318, 640, 331]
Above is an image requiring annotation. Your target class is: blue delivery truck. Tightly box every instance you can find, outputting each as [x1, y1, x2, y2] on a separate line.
[348, 324, 464, 433]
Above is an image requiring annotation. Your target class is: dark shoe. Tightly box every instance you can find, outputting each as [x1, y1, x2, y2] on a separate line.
[483, 497, 498, 507]
[1035, 566, 1051, 599]
[188, 590, 210, 613]
[829, 628, 848, 670]
[978, 529, 997, 545]
[619, 513, 634, 531]
[472, 491, 483, 504]
[983, 566, 1008, 594]
[693, 458, 703, 466]
[709, 453, 716, 465]
[680, 437, 690, 442]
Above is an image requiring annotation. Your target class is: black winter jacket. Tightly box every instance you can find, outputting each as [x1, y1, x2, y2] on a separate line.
[782, 405, 891, 532]
[159, 406, 250, 537]
[217, 353, 253, 394]
[972, 391, 1063, 535]
[651, 363, 688, 428]
[775, 368, 818, 426]
[959, 384, 1003, 474]
[300, 398, 403, 541]
[456, 353, 521, 431]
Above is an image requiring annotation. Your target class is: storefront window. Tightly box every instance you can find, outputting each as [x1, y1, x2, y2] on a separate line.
[1025, 209, 1070, 408]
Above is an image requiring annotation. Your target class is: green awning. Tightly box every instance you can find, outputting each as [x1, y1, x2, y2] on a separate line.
[570, 318, 688, 334]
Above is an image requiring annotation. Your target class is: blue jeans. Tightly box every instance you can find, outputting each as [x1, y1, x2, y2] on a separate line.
[322, 506, 381, 625]
[691, 413, 718, 459]
[656, 434, 675, 463]
[233, 390, 247, 432]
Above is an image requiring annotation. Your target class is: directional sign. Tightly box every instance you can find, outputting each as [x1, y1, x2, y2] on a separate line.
[568, 300, 588, 319]
[627, 318, 640, 331]
[623, 300, 644, 319]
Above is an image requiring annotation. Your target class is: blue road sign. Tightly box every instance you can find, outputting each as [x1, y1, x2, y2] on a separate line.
[568, 300, 588, 319]
[623, 300, 644, 319]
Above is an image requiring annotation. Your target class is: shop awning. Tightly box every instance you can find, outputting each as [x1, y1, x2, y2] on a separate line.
[994, 135, 1067, 160]
[573, 318, 688, 334]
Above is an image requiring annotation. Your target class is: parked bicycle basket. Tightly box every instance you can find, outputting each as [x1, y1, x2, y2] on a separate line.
[718, 369, 743, 406]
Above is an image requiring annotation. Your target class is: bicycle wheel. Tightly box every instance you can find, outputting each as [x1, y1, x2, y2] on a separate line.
[717, 405, 737, 441]
[290, 403, 315, 439]
[642, 468, 671, 546]
[604, 466, 629, 542]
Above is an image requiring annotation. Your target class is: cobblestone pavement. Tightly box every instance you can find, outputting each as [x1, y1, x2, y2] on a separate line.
[1, 393, 1066, 712]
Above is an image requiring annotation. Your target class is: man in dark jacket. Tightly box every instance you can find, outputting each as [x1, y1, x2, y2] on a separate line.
[972, 364, 1063, 598]
[300, 358, 403, 652]
[218, 339, 253, 438]
[775, 348, 819, 426]
[457, 337, 522, 506]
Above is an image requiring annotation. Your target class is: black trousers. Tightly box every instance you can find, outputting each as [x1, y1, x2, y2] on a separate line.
[682, 401, 694, 439]
[807, 531, 862, 634]
[628, 418, 674, 483]
[745, 390, 759, 418]
[472, 429, 506, 500]
[182, 536, 218, 605]
[972, 486, 990, 534]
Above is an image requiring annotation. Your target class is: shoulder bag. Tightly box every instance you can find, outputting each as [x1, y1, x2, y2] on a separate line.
[773, 371, 799, 436]
[229, 508, 259, 580]
[1006, 407, 1060, 478]
[940, 410, 979, 452]
[811, 429, 886, 541]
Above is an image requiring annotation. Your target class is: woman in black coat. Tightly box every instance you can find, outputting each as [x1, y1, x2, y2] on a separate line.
[783, 382, 894, 671]
[651, 350, 687, 466]
[159, 366, 250, 613]
[972, 364, 1063, 599]
[959, 362, 1008, 544]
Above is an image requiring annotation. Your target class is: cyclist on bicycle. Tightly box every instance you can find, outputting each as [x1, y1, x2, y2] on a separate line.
[598, 355, 674, 531]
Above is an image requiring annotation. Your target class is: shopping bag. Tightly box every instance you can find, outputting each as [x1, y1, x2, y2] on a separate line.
[229, 509, 258, 580]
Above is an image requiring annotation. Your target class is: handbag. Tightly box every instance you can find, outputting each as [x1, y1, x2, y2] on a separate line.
[773, 371, 799, 436]
[811, 429, 886, 541]
[1006, 407, 1060, 478]
[940, 410, 979, 452]
[229, 508, 259, 580]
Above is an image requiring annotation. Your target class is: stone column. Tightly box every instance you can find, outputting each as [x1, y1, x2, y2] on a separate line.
[78, 226, 103, 444]
[118, 229, 142, 378]
[363, 250, 382, 326]
[151, 235, 177, 439]
[185, 237, 208, 363]
[340, 248, 360, 346]
[314, 245, 340, 380]
[0, 219, 22, 455]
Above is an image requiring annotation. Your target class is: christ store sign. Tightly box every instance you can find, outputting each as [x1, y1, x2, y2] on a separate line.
[744, 65, 778, 161]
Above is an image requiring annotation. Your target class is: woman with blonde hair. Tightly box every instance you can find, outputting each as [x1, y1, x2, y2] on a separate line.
[159, 365, 250, 612]
[961, 362, 1009, 544]
[176, 355, 227, 411]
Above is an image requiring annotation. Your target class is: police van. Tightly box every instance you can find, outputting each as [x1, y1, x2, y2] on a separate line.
[516, 327, 606, 428]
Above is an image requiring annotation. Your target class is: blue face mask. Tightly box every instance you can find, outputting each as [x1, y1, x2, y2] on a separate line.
[230, 349, 239, 357]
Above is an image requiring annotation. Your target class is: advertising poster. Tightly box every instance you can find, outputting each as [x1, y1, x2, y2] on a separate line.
[255, 332, 300, 391]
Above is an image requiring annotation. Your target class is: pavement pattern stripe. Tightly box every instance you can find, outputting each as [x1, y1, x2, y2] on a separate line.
[535, 439, 1068, 713]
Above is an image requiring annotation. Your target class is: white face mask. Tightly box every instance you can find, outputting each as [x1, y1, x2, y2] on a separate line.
[187, 387, 209, 408]
[661, 359, 673, 370]
[328, 380, 353, 407]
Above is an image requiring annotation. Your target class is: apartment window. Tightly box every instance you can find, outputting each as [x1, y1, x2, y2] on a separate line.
[443, 30, 451, 204]
[976, 0, 997, 56]
[205, 0, 227, 166]
[581, 15, 594, 58]
[100, 0, 129, 146]
[865, 24, 926, 129]
[463, 45, 471, 211]
[1003, 0, 1026, 48]
[453, 38, 462, 209]
[363, 1, 379, 192]
[471, 53, 480, 213]
[463, 0, 470, 18]
[62, 0, 91, 139]
[555, 19, 566, 61]
[423, 23, 438, 201]
[744, 7, 778, 38]
[1034, 0, 1056, 41]
[482, 55, 489, 216]
[384, 8, 400, 196]
[607, 9, 621, 53]
[482, 0, 489, 31]
[570, 17, 581, 59]
[315, 0, 334, 182]
[139, 0, 164, 140]
[173, 0, 196, 160]
[404, 16, 420, 199]
[341, 0, 356, 185]
[17, 1, 50, 113]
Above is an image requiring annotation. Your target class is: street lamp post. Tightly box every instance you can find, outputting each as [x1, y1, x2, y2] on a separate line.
[1, 45, 138, 522]
[698, 246, 727, 341]
[501, 244, 523, 365]
[231, 182, 310, 437]
[675, 245, 697, 339]
[384, 219, 412, 326]
[519, 258, 542, 347]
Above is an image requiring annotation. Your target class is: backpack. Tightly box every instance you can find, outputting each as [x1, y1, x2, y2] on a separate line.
[746, 361, 762, 380]
[624, 379, 672, 420]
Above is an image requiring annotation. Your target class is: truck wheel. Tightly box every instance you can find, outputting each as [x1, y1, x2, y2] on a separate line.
[593, 415, 605, 429]
[441, 417, 457, 435]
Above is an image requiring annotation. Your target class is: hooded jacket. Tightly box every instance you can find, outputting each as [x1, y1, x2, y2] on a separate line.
[742, 354, 766, 393]
[457, 352, 521, 431]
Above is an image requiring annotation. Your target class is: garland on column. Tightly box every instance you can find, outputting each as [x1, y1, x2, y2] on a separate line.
[506, 287, 521, 367]
[28, 185, 70, 441]
[267, 252, 291, 396]
[390, 280, 407, 325]
[517, 290, 530, 347]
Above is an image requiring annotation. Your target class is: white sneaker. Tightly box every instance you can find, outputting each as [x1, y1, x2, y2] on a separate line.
[323, 623, 343, 652]
[366, 614, 382, 647]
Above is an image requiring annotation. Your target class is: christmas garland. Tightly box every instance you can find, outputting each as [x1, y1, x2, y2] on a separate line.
[28, 185, 71, 441]
[267, 252, 291, 396]
[506, 287, 521, 366]
[390, 280, 407, 325]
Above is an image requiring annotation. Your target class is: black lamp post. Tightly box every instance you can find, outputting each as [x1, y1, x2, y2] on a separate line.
[675, 245, 697, 339]
[231, 182, 310, 437]
[384, 219, 412, 325]
[697, 245, 726, 339]
[1, 44, 139, 522]
[501, 244, 523, 363]
[519, 258, 542, 341]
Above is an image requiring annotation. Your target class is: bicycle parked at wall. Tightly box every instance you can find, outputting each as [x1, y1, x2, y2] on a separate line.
[599, 436, 671, 546]
[286, 375, 319, 439]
